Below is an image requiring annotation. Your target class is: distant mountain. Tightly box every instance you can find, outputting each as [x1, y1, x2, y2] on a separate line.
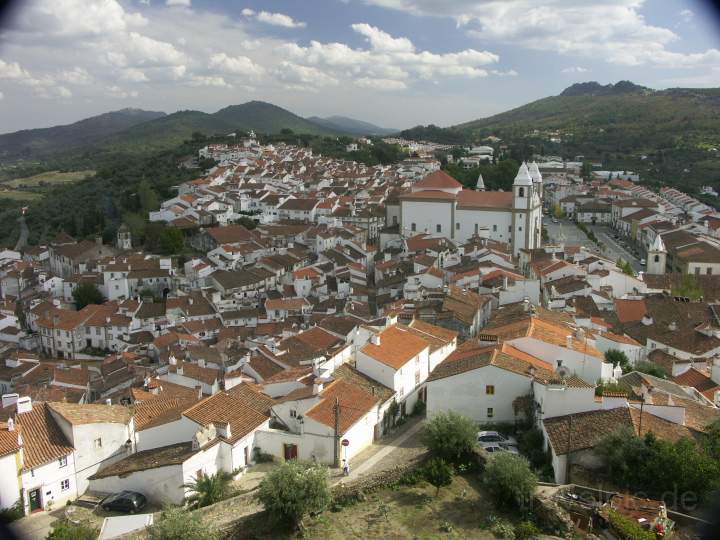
[399, 81, 720, 191]
[97, 101, 341, 154]
[0, 101, 345, 161]
[0, 108, 166, 160]
[306, 115, 397, 136]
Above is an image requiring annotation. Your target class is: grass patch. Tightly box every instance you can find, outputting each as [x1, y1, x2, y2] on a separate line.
[0, 190, 43, 201]
[3, 169, 95, 188]
[234, 474, 527, 539]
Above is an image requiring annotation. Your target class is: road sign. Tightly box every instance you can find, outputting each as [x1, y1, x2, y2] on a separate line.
[341, 439, 349, 447]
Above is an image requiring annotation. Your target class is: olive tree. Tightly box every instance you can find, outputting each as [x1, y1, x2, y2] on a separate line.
[257, 461, 331, 529]
[421, 411, 478, 464]
[484, 453, 538, 511]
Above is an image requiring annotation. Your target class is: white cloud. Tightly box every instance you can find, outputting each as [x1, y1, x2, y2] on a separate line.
[252, 11, 306, 29]
[279, 24, 499, 89]
[58, 67, 93, 85]
[166, 0, 191, 6]
[57, 86, 72, 98]
[362, 0, 720, 69]
[273, 61, 338, 91]
[356, 77, 407, 90]
[106, 85, 139, 98]
[119, 68, 149, 82]
[352, 23, 415, 53]
[680, 9, 693, 23]
[241, 8, 255, 17]
[0, 59, 31, 80]
[561, 66, 588, 73]
[0, 91, 4, 100]
[188, 75, 231, 88]
[209, 53, 265, 79]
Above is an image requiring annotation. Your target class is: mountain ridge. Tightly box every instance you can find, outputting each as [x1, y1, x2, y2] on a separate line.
[306, 115, 397, 136]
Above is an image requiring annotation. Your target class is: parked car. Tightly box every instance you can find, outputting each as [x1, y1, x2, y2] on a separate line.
[100, 491, 147, 514]
[640, 259, 646, 266]
[483, 444, 519, 455]
[478, 430, 518, 448]
[551, 218, 559, 224]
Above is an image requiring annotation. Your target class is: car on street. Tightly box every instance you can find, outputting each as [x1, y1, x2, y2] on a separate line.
[551, 218, 558, 224]
[640, 259, 646, 266]
[100, 491, 147, 514]
[478, 430, 518, 448]
[483, 444, 520, 455]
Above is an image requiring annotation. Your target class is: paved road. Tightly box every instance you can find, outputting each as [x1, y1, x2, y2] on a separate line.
[14, 214, 28, 251]
[543, 218, 643, 272]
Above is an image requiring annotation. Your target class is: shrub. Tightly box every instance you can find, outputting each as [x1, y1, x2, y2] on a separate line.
[46, 520, 98, 540]
[183, 470, 236, 508]
[607, 510, 656, 540]
[422, 411, 477, 464]
[257, 461, 331, 529]
[490, 520, 516, 539]
[423, 458, 454, 496]
[514, 520, 541, 540]
[0, 500, 23, 524]
[605, 349, 631, 372]
[635, 361, 666, 379]
[252, 447, 276, 463]
[72, 282, 104, 309]
[147, 507, 216, 540]
[483, 453, 538, 512]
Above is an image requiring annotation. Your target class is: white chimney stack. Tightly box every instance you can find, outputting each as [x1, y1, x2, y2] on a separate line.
[7, 418, 14, 432]
[371, 334, 381, 346]
[16, 396, 32, 414]
[105, 398, 112, 406]
[2, 393, 19, 409]
[566, 335, 573, 349]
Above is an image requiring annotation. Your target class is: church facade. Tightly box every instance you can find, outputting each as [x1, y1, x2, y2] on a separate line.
[399, 163, 543, 256]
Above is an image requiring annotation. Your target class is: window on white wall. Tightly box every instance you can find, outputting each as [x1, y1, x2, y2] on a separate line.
[61, 479, 70, 491]
[487, 407, 494, 418]
[58, 456, 67, 468]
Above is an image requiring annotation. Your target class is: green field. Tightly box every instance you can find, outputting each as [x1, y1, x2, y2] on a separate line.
[0, 189, 43, 201]
[4, 169, 95, 188]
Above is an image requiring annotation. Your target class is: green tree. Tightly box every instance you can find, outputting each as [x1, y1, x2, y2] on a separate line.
[423, 458, 454, 496]
[159, 227, 184, 255]
[616, 257, 635, 276]
[257, 461, 331, 530]
[483, 453, 538, 512]
[148, 507, 217, 540]
[552, 204, 565, 219]
[605, 349, 631, 372]
[137, 180, 160, 214]
[421, 411, 478, 464]
[635, 361, 666, 379]
[72, 282, 104, 309]
[672, 273, 704, 300]
[46, 520, 98, 540]
[183, 470, 236, 508]
[595, 427, 647, 480]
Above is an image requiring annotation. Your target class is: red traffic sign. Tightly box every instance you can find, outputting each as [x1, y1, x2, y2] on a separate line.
[341, 439, 350, 447]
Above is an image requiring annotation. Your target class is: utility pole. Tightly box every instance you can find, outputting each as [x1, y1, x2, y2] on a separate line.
[566, 414, 573, 485]
[333, 397, 341, 468]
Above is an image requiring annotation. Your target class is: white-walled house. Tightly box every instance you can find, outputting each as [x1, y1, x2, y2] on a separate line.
[0, 424, 22, 511]
[356, 325, 430, 415]
[48, 402, 135, 495]
[15, 400, 77, 514]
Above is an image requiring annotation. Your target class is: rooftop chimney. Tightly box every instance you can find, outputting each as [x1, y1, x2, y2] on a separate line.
[6, 418, 14, 432]
[16, 396, 32, 414]
[566, 335, 573, 349]
[641, 315, 654, 326]
[370, 334, 381, 346]
[105, 398, 112, 406]
[2, 393, 19, 409]
[668, 321, 677, 332]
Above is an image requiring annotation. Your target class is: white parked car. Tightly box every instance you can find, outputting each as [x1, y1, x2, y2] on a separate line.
[483, 444, 519, 455]
[477, 430, 518, 449]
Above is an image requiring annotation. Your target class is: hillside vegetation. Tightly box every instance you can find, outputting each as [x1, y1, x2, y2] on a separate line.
[402, 81, 720, 190]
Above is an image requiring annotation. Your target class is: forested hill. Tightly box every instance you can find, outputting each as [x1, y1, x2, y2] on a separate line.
[0, 101, 344, 162]
[0, 108, 166, 160]
[400, 81, 720, 190]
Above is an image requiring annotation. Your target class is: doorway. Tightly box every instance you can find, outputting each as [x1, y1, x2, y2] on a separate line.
[283, 443, 298, 461]
[29, 488, 41, 512]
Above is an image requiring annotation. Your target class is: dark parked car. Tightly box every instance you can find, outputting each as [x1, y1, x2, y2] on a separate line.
[100, 491, 147, 513]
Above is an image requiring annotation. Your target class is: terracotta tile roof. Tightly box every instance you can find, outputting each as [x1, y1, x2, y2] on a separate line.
[294, 326, 345, 351]
[614, 299, 647, 324]
[49, 402, 132, 425]
[332, 363, 394, 403]
[16, 402, 74, 469]
[133, 396, 198, 431]
[183, 388, 270, 444]
[412, 170, 462, 190]
[456, 190, 513, 209]
[360, 325, 429, 370]
[304, 379, 379, 434]
[132, 378, 201, 402]
[0, 425, 21, 458]
[168, 361, 220, 386]
[673, 368, 720, 401]
[544, 406, 696, 456]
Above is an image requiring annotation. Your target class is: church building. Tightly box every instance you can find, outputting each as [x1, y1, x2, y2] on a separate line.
[399, 162, 543, 256]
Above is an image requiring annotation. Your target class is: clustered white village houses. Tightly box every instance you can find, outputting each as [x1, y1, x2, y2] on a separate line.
[1, 133, 720, 517]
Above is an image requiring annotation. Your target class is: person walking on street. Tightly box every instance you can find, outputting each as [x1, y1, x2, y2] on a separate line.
[342, 459, 350, 476]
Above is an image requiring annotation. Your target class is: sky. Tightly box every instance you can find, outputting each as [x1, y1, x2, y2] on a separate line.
[1, 0, 720, 133]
